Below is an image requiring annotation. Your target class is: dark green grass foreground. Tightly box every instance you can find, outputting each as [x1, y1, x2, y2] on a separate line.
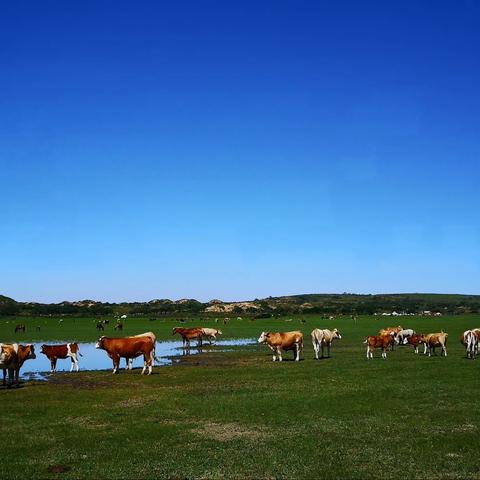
[1, 315, 479, 479]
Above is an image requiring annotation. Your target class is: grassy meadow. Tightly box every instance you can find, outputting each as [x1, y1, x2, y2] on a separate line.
[1, 314, 479, 479]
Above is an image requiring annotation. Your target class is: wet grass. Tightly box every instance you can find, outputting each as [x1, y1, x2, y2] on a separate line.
[1, 314, 479, 479]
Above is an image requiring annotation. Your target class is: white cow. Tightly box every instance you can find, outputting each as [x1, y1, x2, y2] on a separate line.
[201, 328, 223, 344]
[311, 328, 342, 359]
[395, 329, 416, 345]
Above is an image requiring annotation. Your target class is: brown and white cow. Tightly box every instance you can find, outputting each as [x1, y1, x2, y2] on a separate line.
[201, 328, 223, 345]
[172, 327, 203, 348]
[379, 326, 403, 350]
[0, 343, 36, 386]
[365, 332, 395, 359]
[40, 343, 82, 373]
[420, 332, 448, 357]
[95, 336, 154, 374]
[257, 331, 303, 362]
[125, 332, 157, 370]
[311, 328, 342, 359]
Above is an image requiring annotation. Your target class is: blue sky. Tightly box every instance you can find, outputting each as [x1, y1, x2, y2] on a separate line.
[1, 1, 479, 302]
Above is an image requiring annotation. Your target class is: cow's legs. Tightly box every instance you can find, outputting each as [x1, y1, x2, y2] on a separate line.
[295, 343, 300, 361]
[277, 348, 282, 362]
[327, 342, 331, 358]
[112, 354, 120, 374]
[381, 348, 387, 359]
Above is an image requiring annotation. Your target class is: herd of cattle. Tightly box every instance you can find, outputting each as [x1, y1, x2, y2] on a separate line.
[1, 324, 479, 387]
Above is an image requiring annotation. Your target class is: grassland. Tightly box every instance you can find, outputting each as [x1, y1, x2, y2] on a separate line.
[1, 314, 479, 479]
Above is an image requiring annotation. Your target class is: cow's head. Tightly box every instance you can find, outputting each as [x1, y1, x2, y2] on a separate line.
[22, 344, 36, 360]
[217, 330, 223, 335]
[40, 344, 47, 354]
[257, 332, 270, 343]
[95, 336, 106, 349]
[333, 328, 342, 340]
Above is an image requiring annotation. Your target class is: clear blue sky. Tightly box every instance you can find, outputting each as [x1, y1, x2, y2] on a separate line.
[1, 1, 479, 303]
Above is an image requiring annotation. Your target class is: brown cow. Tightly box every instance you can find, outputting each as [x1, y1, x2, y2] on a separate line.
[172, 327, 203, 348]
[125, 332, 157, 370]
[257, 331, 303, 361]
[405, 334, 423, 354]
[40, 343, 82, 373]
[0, 343, 36, 386]
[420, 332, 448, 357]
[95, 336, 154, 374]
[365, 333, 395, 359]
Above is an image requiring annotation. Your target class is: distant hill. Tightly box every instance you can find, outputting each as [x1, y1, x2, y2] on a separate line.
[1, 292, 479, 317]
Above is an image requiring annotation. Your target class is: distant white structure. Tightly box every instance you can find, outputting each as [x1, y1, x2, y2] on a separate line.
[120, 314, 127, 319]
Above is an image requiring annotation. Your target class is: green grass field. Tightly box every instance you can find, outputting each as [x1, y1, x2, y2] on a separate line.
[1, 314, 479, 479]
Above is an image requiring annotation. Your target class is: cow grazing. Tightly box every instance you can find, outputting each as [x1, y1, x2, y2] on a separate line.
[114, 322, 124, 331]
[201, 328, 222, 345]
[460, 330, 477, 359]
[96, 336, 154, 374]
[364, 333, 395, 359]
[96, 322, 104, 331]
[257, 331, 303, 362]
[40, 343, 82, 373]
[14, 324, 25, 333]
[125, 332, 157, 370]
[405, 334, 423, 354]
[0, 343, 36, 386]
[421, 332, 448, 357]
[311, 328, 342, 359]
[172, 327, 203, 348]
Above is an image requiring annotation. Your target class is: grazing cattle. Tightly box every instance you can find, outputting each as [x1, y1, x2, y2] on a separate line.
[460, 330, 477, 359]
[395, 329, 416, 345]
[114, 322, 124, 331]
[40, 343, 82, 373]
[201, 328, 222, 345]
[0, 343, 36, 386]
[96, 322, 104, 331]
[405, 334, 423, 354]
[95, 336, 154, 374]
[421, 332, 448, 357]
[311, 328, 342, 359]
[257, 331, 303, 362]
[125, 332, 157, 370]
[14, 324, 26, 333]
[365, 333, 395, 359]
[172, 327, 203, 348]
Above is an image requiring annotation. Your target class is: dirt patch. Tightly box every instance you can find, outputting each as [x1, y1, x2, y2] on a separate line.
[47, 465, 71, 474]
[191, 421, 270, 442]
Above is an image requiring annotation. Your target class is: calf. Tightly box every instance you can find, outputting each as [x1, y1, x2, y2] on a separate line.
[40, 343, 82, 373]
[201, 328, 223, 345]
[96, 336, 154, 374]
[257, 331, 303, 362]
[0, 343, 36, 386]
[365, 333, 394, 359]
[311, 328, 342, 359]
[421, 332, 448, 357]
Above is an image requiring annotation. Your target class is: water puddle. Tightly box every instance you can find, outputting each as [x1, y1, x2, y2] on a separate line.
[20, 338, 255, 381]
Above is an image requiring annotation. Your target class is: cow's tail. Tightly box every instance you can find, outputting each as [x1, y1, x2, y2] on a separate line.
[363, 337, 368, 344]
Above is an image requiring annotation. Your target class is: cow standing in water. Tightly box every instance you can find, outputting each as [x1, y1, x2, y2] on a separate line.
[172, 327, 203, 348]
[40, 343, 82, 373]
[257, 331, 303, 362]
